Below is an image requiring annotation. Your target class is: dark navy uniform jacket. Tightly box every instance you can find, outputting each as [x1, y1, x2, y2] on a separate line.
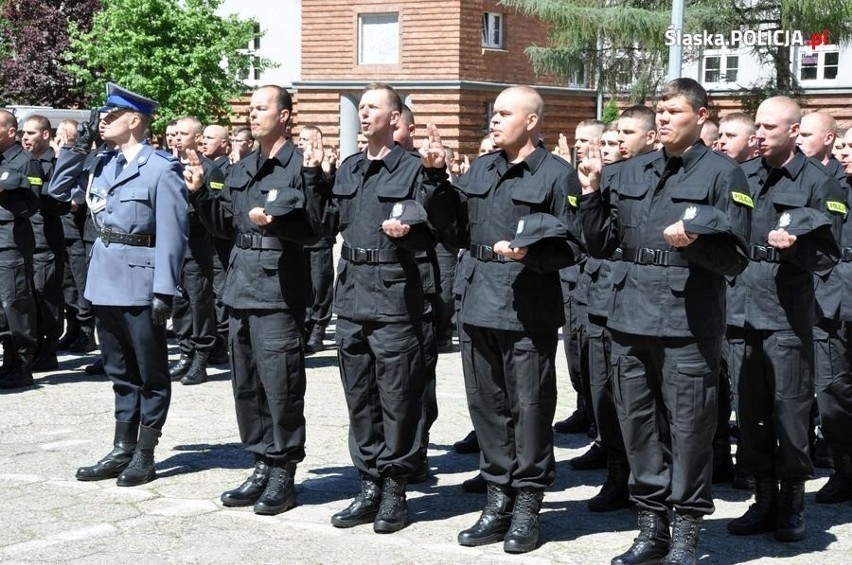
[329, 143, 444, 323]
[582, 161, 622, 320]
[582, 143, 751, 339]
[432, 145, 582, 332]
[727, 152, 843, 331]
[812, 158, 851, 322]
[0, 143, 41, 252]
[191, 139, 322, 311]
[31, 147, 70, 252]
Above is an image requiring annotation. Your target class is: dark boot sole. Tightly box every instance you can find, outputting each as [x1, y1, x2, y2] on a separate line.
[503, 538, 539, 554]
[76, 469, 126, 481]
[221, 495, 262, 507]
[458, 531, 507, 546]
[331, 510, 378, 528]
[374, 518, 409, 533]
[253, 499, 296, 515]
[116, 471, 156, 487]
[775, 528, 806, 542]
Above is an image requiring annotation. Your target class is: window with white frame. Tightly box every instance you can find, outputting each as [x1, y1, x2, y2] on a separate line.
[358, 13, 399, 65]
[799, 49, 839, 81]
[482, 12, 503, 49]
[703, 54, 739, 83]
[239, 21, 262, 82]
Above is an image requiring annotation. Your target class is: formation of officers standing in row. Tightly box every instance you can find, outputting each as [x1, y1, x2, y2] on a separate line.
[1, 77, 850, 564]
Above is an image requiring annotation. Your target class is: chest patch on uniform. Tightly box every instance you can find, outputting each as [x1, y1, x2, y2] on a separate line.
[267, 188, 278, 202]
[826, 200, 847, 215]
[682, 205, 698, 221]
[516, 219, 525, 234]
[779, 212, 792, 228]
[28, 176, 43, 186]
[567, 194, 578, 208]
[392, 202, 404, 218]
[731, 191, 753, 207]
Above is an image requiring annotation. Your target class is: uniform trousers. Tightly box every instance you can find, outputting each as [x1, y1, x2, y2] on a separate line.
[461, 323, 558, 490]
[66, 237, 95, 329]
[336, 317, 426, 480]
[587, 314, 625, 460]
[230, 307, 306, 463]
[813, 319, 852, 455]
[172, 231, 216, 356]
[95, 305, 170, 430]
[434, 244, 458, 342]
[304, 244, 334, 330]
[562, 286, 592, 421]
[610, 329, 720, 516]
[33, 248, 64, 341]
[728, 326, 815, 480]
[211, 237, 232, 346]
[0, 249, 37, 359]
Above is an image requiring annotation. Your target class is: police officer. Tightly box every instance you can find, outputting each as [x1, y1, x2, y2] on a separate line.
[431, 86, 582, 554]
[167, 116, 224, 385]
[0, 109, 40, 389]
[727, 97, 843, 542]
[20, 115, 66, 372]
[49, 83, 188, 486]
[187, 85, 321, 516]
[328, 83, 444, 534]
[580, 79, 750, 564]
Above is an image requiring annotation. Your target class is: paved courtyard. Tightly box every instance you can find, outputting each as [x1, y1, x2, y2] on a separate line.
[1, 334, 850, 564]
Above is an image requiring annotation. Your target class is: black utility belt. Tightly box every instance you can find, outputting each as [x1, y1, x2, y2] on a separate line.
[235, 234, 284, 251]
[749, 245, 781, 263]
[341, 244, 427, 264]
[99, 227, 154, 248]
[616, 246, 690, 267]
[842, 248, 852, 262]
[469, 244, 508, 263]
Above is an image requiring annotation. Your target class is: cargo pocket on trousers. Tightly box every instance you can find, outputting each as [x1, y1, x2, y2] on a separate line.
[378, 331, 421, 401]
[673, 362, 716, 431]
[776, 334, 812, 400]
[514, 337, 544, 405]
[262, 336, 305, 400]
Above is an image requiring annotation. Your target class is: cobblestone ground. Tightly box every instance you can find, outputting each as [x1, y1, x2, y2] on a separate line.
[0, 332, 850, 564]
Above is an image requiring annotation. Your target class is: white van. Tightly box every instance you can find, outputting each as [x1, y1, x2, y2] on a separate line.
[5, 106, 92, 135]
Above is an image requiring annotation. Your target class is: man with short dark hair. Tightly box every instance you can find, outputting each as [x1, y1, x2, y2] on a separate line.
[230, 127, 254, 162]
[187, 84, 321, 515]
[0, 109, 40, 389]
[581, 78, 750, 563]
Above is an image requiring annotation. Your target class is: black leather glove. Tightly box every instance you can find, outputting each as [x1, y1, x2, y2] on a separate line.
[151, 294, 173, 326]
[72, 109, 100, 155]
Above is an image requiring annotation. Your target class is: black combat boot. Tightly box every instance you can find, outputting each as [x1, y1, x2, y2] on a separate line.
[0, 353, 34, 389]
[76, 421, 139, 481]
[712, 439, 735, 483]
[331, 476, 381, 527]
[775, 480, 806, 541]
[611, 510, 671, 565]
[304, 324, 326, 354]
[458, 482, 513, 546]
[168, 353, 192, 380]
[503, 488, 544, 553]
[662, 513, 702, 564]
[816, 452, 852, 504]
[374, 474, 409, 533]
[570, 442, 608, 470]
[32, 341, 59, 372]
[116, 425, 160, 486]
[727, 477, 777, 535]
[453, 430, 480, 454]
[84, 358, 105, 375]
[68, 326, 97, 353]
[220, 458, 271, 507]
[553, 408, 590, 434]
[57, 317, 81, 351]
[588, 457, 631, 512]
[180, 351, 210, 385]
[462, 473, 487, 493]
[253, 461, 297, 515]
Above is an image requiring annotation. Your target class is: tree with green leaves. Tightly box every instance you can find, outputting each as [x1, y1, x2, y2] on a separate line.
[66, 0, 264, 132]
[0, 0, 101, 107]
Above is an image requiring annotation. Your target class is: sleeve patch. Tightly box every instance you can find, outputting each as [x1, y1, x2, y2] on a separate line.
[731, 191, 753, 208]
[567, 194, 579, 208]
[826, 200, 847, 214]
[209, 182, 224, 190]
[28, 177, 43, 186]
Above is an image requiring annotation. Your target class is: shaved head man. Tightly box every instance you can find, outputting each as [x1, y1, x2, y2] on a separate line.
[797, 111, 836, 164]
[202, 125, 230, 160]
[754, 96, 802, 167]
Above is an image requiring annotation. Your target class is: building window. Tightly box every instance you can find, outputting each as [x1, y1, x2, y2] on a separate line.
[800, 49, 839, 81]
[482, 12, 503, 49]
[239, 21, 261, 82]
[703, 55, 738, 83]
[358, 13, 399, 65]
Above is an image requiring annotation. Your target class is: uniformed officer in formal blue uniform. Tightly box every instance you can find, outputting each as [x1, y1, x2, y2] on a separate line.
[48, 83, 188, 487]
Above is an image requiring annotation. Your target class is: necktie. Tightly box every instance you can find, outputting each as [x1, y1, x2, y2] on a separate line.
[114, 153, 127, 181]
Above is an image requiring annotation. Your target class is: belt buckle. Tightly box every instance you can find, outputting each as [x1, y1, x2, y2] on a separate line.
[482, 246, 495, 261]
[637, 248, 655, 265]
[102, 226, 112, 247]
[354, 247, 368, 262]
[844, 248, 852, 262]
[753, 245, 768, 261]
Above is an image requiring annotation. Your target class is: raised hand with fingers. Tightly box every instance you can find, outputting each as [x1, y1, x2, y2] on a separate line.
[578, 140, 603, 193]
[183, 148, 205, 193]
[419, 124, 446, 169]
[303, 140, 323, 168]
[460, 154, 470, 175]
[556, 132, 571, 161]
